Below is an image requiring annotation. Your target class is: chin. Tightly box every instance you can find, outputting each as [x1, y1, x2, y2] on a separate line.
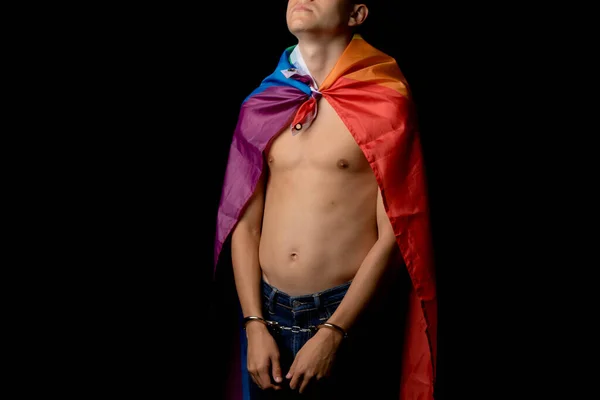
[288, 21, 313, 35]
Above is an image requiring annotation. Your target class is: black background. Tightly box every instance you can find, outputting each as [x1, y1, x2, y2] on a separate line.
[63, 2, 562, 399]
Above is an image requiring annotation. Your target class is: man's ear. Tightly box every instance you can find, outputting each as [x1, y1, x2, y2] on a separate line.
[348, 4, 368, 27]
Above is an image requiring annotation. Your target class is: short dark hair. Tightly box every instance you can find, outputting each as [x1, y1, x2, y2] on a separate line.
[348, 1, 372, 8]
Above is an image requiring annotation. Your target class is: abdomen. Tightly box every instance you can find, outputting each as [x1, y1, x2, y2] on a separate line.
[259, 167, 378, 296]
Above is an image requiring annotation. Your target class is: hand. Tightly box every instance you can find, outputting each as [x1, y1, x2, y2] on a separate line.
[287, 327, 344, 394]
[246, 322, 283, 391]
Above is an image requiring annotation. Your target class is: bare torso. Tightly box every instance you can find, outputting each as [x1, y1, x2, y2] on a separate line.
[259, 97, 379, 296]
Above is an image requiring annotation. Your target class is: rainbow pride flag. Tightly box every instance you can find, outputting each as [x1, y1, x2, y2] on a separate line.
[214, 34, 437, 400]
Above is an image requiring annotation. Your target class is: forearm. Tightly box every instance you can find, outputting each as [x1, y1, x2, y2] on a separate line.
[326, 235, 398, 331]
[231, 224, 264, 318]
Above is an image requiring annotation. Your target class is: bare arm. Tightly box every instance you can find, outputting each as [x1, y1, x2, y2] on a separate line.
[232, 168, 284, 389]
[231, 167, 267, 321]
[325, 187, 399, 332]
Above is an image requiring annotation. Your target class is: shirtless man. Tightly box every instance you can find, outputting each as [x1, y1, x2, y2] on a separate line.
[228, 1, 412, 398]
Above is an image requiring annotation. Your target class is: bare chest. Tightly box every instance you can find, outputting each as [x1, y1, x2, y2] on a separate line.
[265, 98, 369, 172]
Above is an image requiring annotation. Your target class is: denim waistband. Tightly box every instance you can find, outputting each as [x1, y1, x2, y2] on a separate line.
[261, 280, 351, 312]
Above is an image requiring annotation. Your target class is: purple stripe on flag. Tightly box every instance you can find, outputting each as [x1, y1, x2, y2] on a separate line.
[214, 85, 308, 270]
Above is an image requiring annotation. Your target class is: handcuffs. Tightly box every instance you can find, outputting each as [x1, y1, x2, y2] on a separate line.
[243, 316, 348, 339]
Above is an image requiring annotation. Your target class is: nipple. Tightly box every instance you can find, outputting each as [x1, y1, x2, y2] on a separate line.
[337, 159, 349, 169]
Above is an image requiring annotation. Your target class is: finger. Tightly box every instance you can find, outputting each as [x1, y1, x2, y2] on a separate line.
[299, 376, 311, 394]
[258, 368, 273, 390]
[249, 372, 261, 389]
[271, 355, 283, 383]
[289, 372, 301, 390]
[286, 361, 295, 380]
[248, 370, 257, 385]
[257, 375, 270, 390]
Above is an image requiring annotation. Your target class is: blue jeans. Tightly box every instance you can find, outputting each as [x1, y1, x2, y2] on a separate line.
[247, 279, 405, 399]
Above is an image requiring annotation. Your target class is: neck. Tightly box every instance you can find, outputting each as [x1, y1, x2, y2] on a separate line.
[296, 33, 353, 88]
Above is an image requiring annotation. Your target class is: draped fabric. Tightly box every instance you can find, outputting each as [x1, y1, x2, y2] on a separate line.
[214, 35, 437, 399]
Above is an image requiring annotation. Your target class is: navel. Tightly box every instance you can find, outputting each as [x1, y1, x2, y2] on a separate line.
[290, 252, 299, 261]
[337, 158, 349, 169]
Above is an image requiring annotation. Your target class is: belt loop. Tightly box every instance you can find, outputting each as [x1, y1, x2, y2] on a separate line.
[268, 287, 278, 314]
[313, 293, 321, 310]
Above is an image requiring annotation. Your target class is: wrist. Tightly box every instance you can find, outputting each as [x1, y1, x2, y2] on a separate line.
[243, 316, 270, 336]
[315, 325, 344, 346]
[317, 322, 348, 340]
[245, 320, 269, 336]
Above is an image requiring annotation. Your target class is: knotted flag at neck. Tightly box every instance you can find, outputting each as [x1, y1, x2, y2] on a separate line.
[283, 45, 321, 134]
